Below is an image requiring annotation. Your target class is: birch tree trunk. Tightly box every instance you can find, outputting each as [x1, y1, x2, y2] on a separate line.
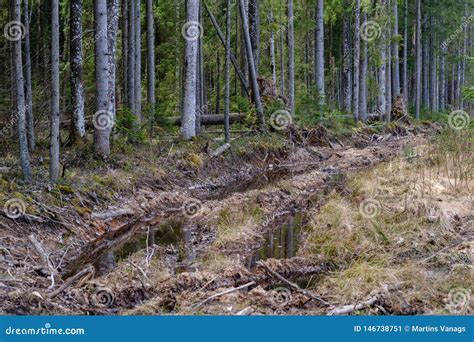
[288, 0, 295, 114]
[415, 0, 422, 120]
[50, 0, 60, 180]
[23, 0, 35, 151]
[94, 0, 111, 156]
[12, 0, 32, 182]
[353, 0, 360, 121]
[315, 0, 325, 105]
[70, 0, 85, 143]
[181, 0, 199, 139]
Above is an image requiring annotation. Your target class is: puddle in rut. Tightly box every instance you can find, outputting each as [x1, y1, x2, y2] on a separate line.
[108, 220, 196, 272]
[247, 212, 308, 269]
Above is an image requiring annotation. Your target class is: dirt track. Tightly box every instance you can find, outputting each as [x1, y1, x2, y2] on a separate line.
[3, 123, 471, 315]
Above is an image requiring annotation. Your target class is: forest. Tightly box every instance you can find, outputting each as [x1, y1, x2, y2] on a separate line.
[0, 0, 472, 316]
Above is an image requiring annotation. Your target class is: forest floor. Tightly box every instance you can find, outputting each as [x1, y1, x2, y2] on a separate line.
[0, 121, 472, 316]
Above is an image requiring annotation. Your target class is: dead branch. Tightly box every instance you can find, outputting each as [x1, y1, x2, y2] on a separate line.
[257, 260, 330, 307]
[192, 281, 256, 309]
[48, 265, 95, 299]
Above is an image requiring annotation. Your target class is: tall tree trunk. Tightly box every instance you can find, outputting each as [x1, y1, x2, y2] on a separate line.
[70, 0, 85, 143]
[422, 12, 429, 109]
[121, 0, 128, 106]
[23, 0, 35, 151]
[403, 0, 408, 103]
[134, 0, 142, 118]
[315, 0, 325, 105]
[353, 0, 360, 121]
[107, 0, 119, 122]
[181, 0, 199, 139]
[342, 2, 352, 113]
[392, 0, 400, 96]
[378, 0, 387, 121]
[239, 0, 265, 130]
[248, 0, 260, 75]
[415, 0, 421, 120]
[439, 55, 445, 111]
[279, 0, 285, 97]
[12, 0, 32, 182]
[269, 10, 277, 86]
[288, 0, 295, 113]
[50, 0, 60, 180]
[429, 15, 436, 112]
[94, 0, 111, 156]
[127, 0, 136, 114]
[360, 11, 368, 123]
[146, 0, 155, 109]
[224, 0, 232, 143]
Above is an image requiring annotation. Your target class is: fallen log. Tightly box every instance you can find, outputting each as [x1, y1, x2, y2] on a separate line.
[168, 114, 246, 126]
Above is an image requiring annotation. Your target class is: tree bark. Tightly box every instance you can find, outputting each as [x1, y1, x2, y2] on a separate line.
[12, 0, 32, 182]
[402, 0, 408, 104]
[50, 0, 60, 180]
[239, 0, 265, 130]
[360, 11, 368, 123]
[224, 0, 232, 143]
[415, 0, 421, 119]
[314, 0, 325, 105]
[134, 0, 142, 118]
[269, 10, 277, 87]
[378, 0, 387, 121]
[108, 0, 119, 122]
[288, 0, 295, 114]
[342, 2, 352, 113]
[353, 0, 361, 121]
[248, 0, 260, 75]
[127, 0, 135, 114]
[94, 0, 111, 156]
[181, 0, 200, 139]
[146, 0, 155, 108]
[23, 0, 35, 151]
[70, 0, 85, 143]
[392, 0, 400, 96]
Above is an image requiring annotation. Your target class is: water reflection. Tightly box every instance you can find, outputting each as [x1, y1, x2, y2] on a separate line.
[248, 212, 305, 269]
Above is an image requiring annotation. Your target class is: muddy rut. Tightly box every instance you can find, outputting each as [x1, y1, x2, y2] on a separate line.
[0, 126, 437, 315]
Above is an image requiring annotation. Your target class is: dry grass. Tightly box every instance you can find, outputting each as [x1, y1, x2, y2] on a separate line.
[302, 130, 473, 314]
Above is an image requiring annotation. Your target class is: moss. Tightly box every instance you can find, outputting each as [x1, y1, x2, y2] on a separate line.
[56, 184, 75, 194]
[185, 152, 204, 168]
[75, 206, 91, 217]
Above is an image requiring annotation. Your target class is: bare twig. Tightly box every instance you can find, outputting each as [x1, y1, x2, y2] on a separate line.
[257, 260, 330, 306]
[192, 281, 256, 309]
[48, 265, 95, 299]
